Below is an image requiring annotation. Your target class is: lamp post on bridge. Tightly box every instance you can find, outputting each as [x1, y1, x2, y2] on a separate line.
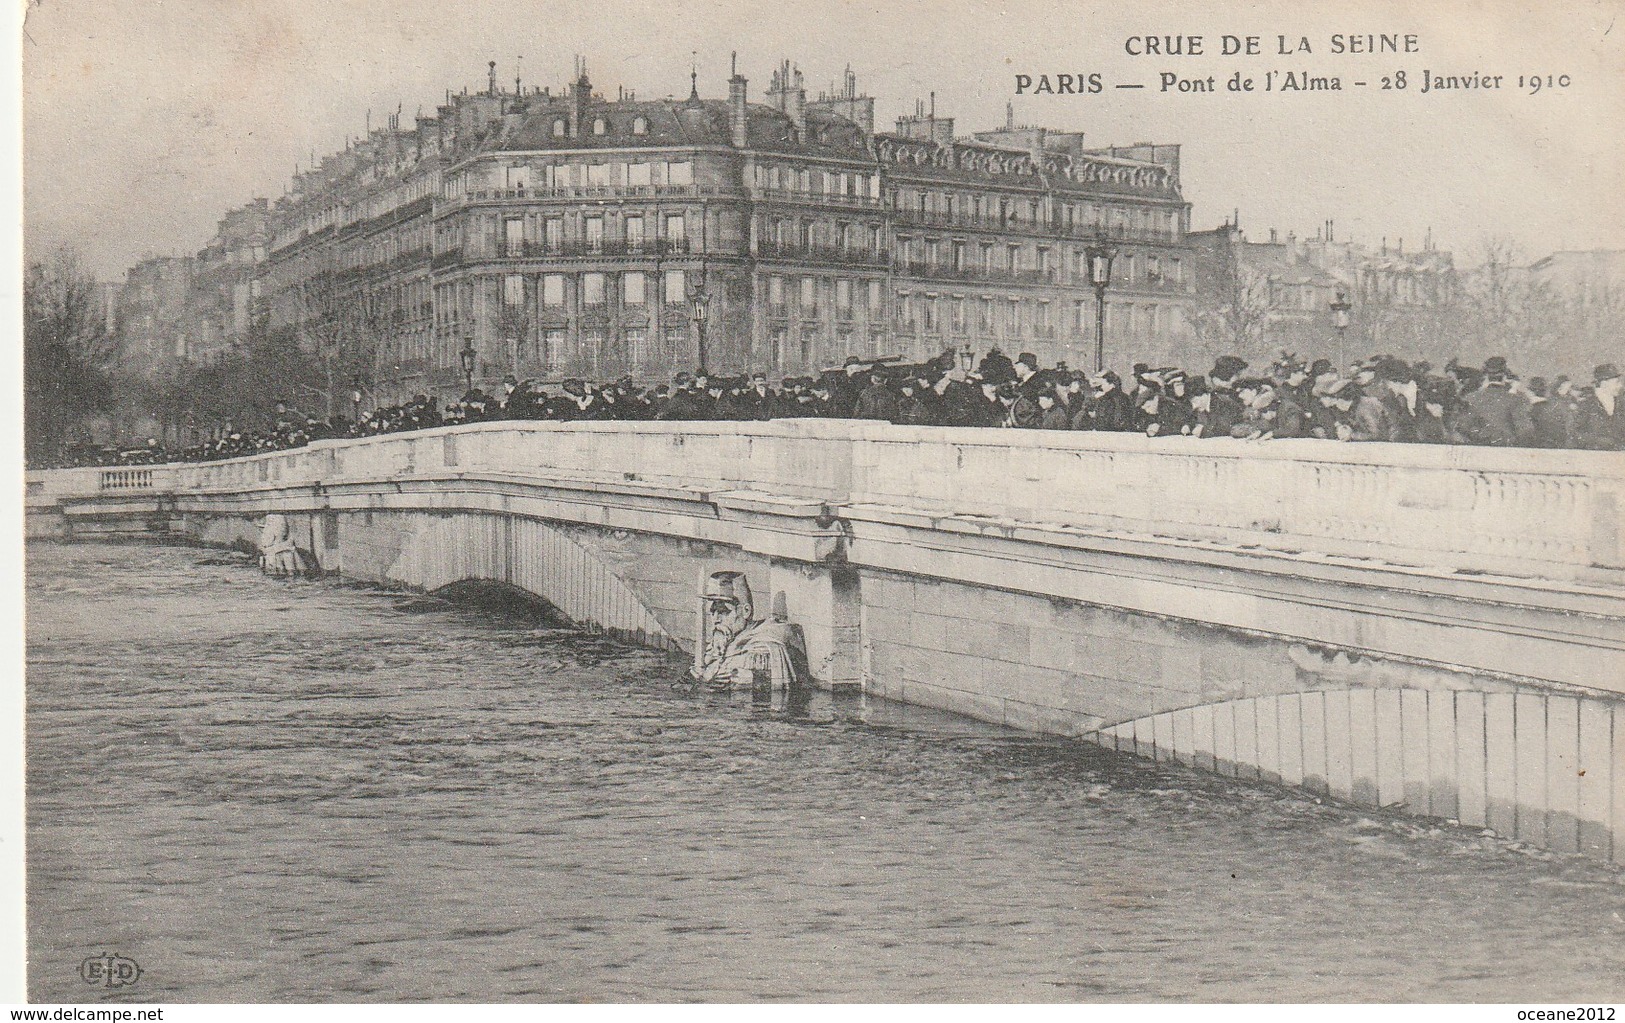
[459, 336, 477, 395]
[1330, 291, 1353, 370]
[689, 280, 710, 377]
[1085, 241, 1118, 374]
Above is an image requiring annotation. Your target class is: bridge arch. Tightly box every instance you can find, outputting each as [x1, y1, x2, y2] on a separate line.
[1092, 687, 1620, 859]
[388, 511, 682, 651]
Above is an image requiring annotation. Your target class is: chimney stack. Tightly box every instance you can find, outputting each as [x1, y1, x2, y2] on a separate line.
[487, 60, 498, 96]
[728, 52, 749, 148]
[790, 65, 806, 134]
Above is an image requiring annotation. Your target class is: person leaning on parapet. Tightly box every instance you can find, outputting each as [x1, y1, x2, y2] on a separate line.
[853, 370, 900, 423]
[1083, 371, 1135, 432]
[1574, 363, 1625, 450]
[1462, 356, 1536, 447]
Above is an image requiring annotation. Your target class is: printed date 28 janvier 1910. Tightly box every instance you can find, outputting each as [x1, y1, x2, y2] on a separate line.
[1014, 70, 1574, 95]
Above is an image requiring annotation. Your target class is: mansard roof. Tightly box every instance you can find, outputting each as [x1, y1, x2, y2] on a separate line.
[874, 134, 1183, 200]
[478, 96, 873, 161]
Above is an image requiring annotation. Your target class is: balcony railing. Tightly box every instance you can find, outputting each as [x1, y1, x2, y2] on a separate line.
[488, 238, 696, 260]
[755, 240, 890, 266]
[891, 206, 1182, 244]
[451, 184, 740, 205]
[894, 260, 1057, 285]
[757, 188, 882, 209]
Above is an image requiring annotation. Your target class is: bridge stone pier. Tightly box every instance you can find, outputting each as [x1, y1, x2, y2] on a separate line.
[26, 420, 1625, 862]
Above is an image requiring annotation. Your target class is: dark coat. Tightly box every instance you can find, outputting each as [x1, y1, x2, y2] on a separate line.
[853, 382, 900, 422]
[1086, 389, 1136, 432]
[1038, 404, 1072, 431]
[1198, 393, 1244, 438]
[1530, 397, 1576, 448]
[1574, 394, 1625, 450]
[1463, 384, 1535, 447]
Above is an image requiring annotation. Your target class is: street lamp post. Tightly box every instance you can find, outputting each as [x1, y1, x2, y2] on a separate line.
[459, 336, 477, 394]
[690, 288, 710, 377]
[1085, 241, 1118, 374]
[1330, 291, 1353, 369]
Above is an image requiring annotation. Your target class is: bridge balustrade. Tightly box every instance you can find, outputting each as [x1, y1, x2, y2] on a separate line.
[37, 421, 1625, 586]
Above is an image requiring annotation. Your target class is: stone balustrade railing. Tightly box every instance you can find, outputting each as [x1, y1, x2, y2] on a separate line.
[30, 420, 1625, 585]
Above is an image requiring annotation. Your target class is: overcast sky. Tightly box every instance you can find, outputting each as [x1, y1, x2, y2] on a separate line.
[20, 0, 1625, 279]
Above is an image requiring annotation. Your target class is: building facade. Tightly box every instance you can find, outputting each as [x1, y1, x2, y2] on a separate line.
[241, 60, 1196, 399]
[1188, 221, 1455, 365]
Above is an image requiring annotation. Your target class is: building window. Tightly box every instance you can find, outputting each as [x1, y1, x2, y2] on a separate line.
[544, 218, 563, 249]
[867, 281, 882, 311]
[769, 275, 786, 314]
[1074, 299, 1088, 332]
[586, 163, 609, 186]
[628, 163, 652, 187]
[623, 271, 646, 306]
[582, 329, 605, 369]
[1007, 298, 1021, 336]
[1036, 300, 1051, 330]
[625, 215, 645, 249]
[592, 117, 607, 136]
[951, 296, 966, 333]
[583, 272, 606, 306]
[631, 116, 648, 136]
[552, 118, 566, 137]
[921, 295, 938, 332]
[835, 279, 852, 315]
[665, 214, 686, 243]
[663, 269, 686, 304]
[503, 274, 525, 306]
[979, 297, 994, 333]
[542, 274, 565, 307]
[667, 161, 693, 186]
[585, 216, 604, 251]
[800, 277, 817, 315]
[542, 328, 566, 368]
[626, 327, 648, 367]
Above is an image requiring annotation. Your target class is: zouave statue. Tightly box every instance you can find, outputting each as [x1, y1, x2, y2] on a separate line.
[694, 571, 810, 692]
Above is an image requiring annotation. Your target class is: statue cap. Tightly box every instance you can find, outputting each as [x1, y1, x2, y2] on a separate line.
[703, 570, 752, 605]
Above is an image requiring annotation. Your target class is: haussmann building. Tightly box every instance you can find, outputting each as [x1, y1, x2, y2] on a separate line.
[258, 59, 1194, 398]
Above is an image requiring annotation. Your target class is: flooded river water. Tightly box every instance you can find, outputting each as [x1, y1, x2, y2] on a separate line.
[25, 540, 1625, 1002]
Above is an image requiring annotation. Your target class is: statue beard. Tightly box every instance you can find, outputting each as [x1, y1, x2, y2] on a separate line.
[708, 604, 752, 655]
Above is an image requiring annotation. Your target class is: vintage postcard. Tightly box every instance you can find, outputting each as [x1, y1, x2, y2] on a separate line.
[9, 0, 1625, 1006]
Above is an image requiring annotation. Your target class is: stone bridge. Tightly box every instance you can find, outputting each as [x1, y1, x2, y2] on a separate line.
[25, 420, 1625, 862]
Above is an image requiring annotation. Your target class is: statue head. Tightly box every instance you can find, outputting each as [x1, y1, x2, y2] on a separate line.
[703, 570, 755, 644]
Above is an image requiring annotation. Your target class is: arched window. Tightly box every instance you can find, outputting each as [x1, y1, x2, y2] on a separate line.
[552, 118, 566, 137]
[631, 115, 648, 136]
[592, 117, 607, 136]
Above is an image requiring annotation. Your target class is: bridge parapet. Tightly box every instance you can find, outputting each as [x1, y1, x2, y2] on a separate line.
[30, 420, 1625, 587]
[844, 425, 1624, 584]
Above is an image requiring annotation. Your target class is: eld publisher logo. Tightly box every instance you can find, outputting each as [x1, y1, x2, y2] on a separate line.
[79, 952, 142, 989]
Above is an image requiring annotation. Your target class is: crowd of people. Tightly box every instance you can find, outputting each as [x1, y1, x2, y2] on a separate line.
[36, 346, 1625, 467]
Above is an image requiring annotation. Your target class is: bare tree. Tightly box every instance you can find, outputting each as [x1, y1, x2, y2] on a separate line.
[1188, 230, 1272, 354]
[24, 246, 121, 460]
